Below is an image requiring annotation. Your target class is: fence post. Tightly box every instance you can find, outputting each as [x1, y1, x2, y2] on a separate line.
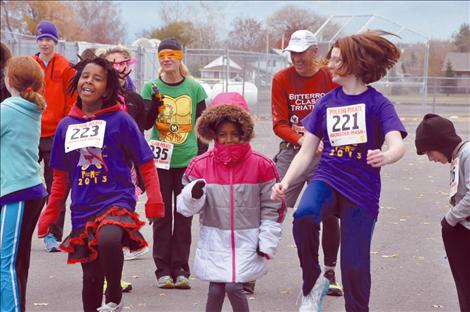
[227, 48, 231, 92]
[136, 46, 144, 92]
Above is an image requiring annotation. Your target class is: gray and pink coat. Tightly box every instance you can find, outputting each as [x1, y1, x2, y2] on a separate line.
[177, 101, 285, 283]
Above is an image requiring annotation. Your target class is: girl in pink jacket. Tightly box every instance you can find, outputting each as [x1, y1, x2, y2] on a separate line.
[177, 92, 285, 312]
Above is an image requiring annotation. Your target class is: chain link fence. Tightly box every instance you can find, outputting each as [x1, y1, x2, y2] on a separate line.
[2, 31, 469, 117]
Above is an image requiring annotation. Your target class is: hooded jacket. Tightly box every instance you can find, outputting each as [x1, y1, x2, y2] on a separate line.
[177, 101, 285, 283]
[33, 53, 76, 137]
[49, 104, 157, 229]
[1, 97, 43, 196]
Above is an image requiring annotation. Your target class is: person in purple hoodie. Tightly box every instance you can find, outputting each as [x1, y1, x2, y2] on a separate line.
[272, 30, 407, 312]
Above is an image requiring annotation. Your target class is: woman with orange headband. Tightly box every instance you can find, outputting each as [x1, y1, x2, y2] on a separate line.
[141, 38, 208, 290]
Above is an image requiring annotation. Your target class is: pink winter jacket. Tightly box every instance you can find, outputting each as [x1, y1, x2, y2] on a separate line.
[177, 143, 285, 283]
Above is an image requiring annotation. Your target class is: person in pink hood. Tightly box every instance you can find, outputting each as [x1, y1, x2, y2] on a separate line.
[177, 92, 285, 312]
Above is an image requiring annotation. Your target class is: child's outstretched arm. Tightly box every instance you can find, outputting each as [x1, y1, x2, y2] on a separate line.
[177, 178, 207, 217]
[258, 164, 286, 259]
[138, 160, 165, 221]
[38, 169, 70, 238]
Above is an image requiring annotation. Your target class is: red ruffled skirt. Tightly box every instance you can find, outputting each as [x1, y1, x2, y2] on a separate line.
[59, 206, 148, 264]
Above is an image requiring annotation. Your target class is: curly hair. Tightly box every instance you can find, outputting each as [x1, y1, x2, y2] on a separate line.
[68, 57, 123, 108]
[327, 30, 401, 84]
[196, 104, 254, 144]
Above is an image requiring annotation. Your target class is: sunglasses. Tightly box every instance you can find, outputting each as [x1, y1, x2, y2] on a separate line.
[111, 58, 136, 70]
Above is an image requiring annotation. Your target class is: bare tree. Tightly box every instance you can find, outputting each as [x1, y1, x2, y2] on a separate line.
[226, 17, 266, 52]
[1, 1, 77, 38]
[140, 1, 221, 48]
[266, 5, 326, 49]
[428, 39, 454, 76]
[1, 1, 126, 44]
[143, 21, 196, 47]
[452, 23, 470, 52]
[70, 1, 127, 44]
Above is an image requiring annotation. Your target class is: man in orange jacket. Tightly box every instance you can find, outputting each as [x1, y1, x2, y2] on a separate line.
[33, 20, 76, 252]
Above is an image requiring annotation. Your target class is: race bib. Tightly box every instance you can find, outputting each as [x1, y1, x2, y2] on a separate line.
[449, 157, 459, 198]
[148, 140, 174, 170]
[327, 104, 367, 147]
[65, 120, 106, 153]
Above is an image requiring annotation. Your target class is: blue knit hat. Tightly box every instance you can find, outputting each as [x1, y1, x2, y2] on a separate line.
[36, 20, 58, 43]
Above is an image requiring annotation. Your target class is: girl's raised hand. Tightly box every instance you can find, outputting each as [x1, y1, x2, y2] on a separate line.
[271, 182, 287, 201]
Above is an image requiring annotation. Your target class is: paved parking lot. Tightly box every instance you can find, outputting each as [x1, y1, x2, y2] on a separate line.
[26, 112, 469, 311]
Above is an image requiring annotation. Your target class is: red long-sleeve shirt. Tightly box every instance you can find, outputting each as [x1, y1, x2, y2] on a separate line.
[271, 66, 337, 144]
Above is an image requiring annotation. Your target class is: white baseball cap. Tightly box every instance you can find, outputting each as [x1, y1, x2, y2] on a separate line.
[284, 30, 318, 53]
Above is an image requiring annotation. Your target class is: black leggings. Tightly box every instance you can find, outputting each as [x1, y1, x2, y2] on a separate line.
[81, 225, 124, 312]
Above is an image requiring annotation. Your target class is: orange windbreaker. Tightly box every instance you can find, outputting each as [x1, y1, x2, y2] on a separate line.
[33, 53, 77, 137]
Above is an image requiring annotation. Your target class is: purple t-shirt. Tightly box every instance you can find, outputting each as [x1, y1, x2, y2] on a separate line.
[50, 110, 153, 229]
[303, 86, 407, 214]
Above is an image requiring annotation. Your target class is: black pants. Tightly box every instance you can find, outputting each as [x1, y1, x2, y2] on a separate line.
[81, 225, 124, 312]
[442, 223, 470, 312]
[153, 167, 192, 279]
[39, 136, 66, 241]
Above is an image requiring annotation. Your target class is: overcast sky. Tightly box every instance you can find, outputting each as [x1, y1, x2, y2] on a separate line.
[118, 1, 469, 43]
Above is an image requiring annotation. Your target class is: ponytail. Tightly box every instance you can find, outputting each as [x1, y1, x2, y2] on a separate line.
[20, 88, 46, 111]
[5, 56, 46, 111]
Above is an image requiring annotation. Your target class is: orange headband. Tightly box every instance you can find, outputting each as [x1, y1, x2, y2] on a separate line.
[158, 50, 183, 61]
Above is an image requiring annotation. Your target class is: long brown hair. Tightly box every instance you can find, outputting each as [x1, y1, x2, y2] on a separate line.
[327, 30, 401, 84]
[5, 56, 46, 111]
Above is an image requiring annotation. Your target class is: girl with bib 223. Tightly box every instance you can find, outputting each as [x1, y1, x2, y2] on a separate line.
[37, 57, 164, 312]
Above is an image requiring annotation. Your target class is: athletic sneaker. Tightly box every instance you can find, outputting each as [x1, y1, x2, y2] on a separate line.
[44, 233, 60, 252]
[174, 275, 191, 289]
[123, 246, 149, 261]
[103, 279, 133, 293]
[157, 275, 174, 289]
[97, 301, 123, 312]
[324, 269, 343, 296]
[298, 275, 329, 312]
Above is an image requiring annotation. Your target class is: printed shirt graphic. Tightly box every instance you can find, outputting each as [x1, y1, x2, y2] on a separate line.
[272, 66, 337, 143]
[302, 86, 407, 214]
[50, 110, 153, 229]
[142, 78, 207, 168]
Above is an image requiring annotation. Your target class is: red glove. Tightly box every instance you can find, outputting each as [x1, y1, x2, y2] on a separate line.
[138, 160, 164, 219]
[38, 169, 70, 238]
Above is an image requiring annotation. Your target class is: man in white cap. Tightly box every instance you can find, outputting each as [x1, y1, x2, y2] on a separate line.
[271, 29, 343, 309]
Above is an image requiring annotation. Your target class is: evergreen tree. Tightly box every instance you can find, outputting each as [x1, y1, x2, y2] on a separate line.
[442, 61, 457, 95]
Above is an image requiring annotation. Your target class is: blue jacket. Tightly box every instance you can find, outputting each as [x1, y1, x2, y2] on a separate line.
[1, 96, 43, 197]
